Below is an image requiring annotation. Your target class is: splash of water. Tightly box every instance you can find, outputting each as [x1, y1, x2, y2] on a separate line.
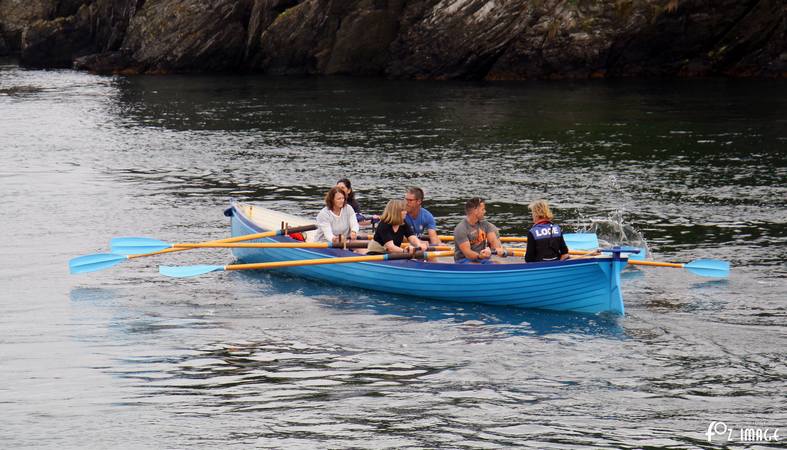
[577, 176, 649, 258]
[587, 210, 648, 255]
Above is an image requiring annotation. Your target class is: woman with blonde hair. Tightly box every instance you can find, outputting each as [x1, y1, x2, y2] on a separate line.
[367, 200, 429, 255]
[524, 199, 569, 262]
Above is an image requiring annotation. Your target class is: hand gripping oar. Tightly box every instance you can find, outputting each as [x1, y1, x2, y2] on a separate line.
[159, 250, 455, 278]
[69, 224, 317, 274]
[110, 238, 369, 255]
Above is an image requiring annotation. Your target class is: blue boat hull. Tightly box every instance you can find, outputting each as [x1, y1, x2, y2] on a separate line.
[229, 205, 626, 315]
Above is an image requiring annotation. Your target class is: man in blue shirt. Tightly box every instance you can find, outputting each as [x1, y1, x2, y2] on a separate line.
[404, 186, 441, 245]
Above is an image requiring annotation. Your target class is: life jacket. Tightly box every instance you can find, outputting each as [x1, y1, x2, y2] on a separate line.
[528, 221, 564, 262]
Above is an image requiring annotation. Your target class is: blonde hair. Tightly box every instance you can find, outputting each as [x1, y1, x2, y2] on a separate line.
[379, 199, 405, 226]
[528, 199, 554, 221]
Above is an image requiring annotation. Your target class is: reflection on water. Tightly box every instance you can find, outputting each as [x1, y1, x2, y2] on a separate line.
[114, 338, 447, 407]
[249, 271, 627, 338]
[2, 64, 785, 448]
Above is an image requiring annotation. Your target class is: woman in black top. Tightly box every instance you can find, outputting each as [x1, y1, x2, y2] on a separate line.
[367, 200, 428, 254]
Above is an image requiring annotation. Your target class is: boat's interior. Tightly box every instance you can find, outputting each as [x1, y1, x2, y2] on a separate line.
[237, 202, 527, 264]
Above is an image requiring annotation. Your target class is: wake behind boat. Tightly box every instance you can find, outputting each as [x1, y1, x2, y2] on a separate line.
[226, 202, 629, 315]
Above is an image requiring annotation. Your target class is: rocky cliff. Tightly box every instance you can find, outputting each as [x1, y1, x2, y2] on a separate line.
[1, 0, 784, 78]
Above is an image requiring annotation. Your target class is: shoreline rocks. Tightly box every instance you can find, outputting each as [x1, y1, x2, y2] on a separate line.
[2, 0, 784, 78]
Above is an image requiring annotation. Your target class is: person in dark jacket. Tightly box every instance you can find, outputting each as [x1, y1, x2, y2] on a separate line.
[336, 178, 361, 215]
[525, 199, 570, 263]
[337, 178, 379, 225]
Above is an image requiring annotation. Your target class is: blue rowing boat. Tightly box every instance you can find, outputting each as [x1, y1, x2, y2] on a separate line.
[226, 203, 629, 316]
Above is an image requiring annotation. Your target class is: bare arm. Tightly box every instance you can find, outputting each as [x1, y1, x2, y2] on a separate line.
[487, 231, 506, 257]
[384, 240, 406, 253]
[408, 235, 428, 251]
[458, 241, 487, 260]
[427, 228, 441, 246]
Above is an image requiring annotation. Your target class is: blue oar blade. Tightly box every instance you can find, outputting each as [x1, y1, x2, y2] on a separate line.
[159, 265, 224, 278]
[565, 233, 599, 251]
[619, 246, 647, 262]
[69, 253, 126, 274]
[685, 259, 730, 278]
[111, 237, 171, 255]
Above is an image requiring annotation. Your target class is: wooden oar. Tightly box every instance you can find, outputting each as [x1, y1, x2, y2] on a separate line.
[591, 248, 729, 278]
[419, 246, 728, 277]
[410, 245, 527, 256]
[625, 259, 730, 278]
[406, 243, 588, 257]
[111, 238, 369, 254]
[159, 250, 455, 278]
[362, 232, 599, 250]
[109, 225, 317, 255]
[431, 233, 599, 249]
[69, 225, 317, 274]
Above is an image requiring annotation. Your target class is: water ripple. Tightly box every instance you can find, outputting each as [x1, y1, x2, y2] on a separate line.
[1, 64, 784, 448]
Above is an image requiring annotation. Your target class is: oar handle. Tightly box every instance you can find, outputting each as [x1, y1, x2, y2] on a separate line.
[429, 235, 529, 243]
[405, 245, 528, 255]
[220, 224, 317, 243]
[499, 237, 528, 243]
[408, 246, 529, 256]
[429, 247, 598, 258]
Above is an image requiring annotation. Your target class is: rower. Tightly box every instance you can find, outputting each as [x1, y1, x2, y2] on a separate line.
[367, 200, 428, 255]
[404, 186, 441, 245]
[313, 186, 359, 244]
[524, 199, 569, 262]
[336, 178, 379, 225]
[453, 197, 506, 264]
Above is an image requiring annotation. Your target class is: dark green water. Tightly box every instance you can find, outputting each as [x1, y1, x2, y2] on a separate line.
[1, 59, 785, 448]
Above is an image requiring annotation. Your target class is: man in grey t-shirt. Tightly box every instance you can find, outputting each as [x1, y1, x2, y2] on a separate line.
[453, 197, 506, 263]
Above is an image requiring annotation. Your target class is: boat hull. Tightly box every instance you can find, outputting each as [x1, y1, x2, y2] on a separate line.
[228, 204, 626, 315]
